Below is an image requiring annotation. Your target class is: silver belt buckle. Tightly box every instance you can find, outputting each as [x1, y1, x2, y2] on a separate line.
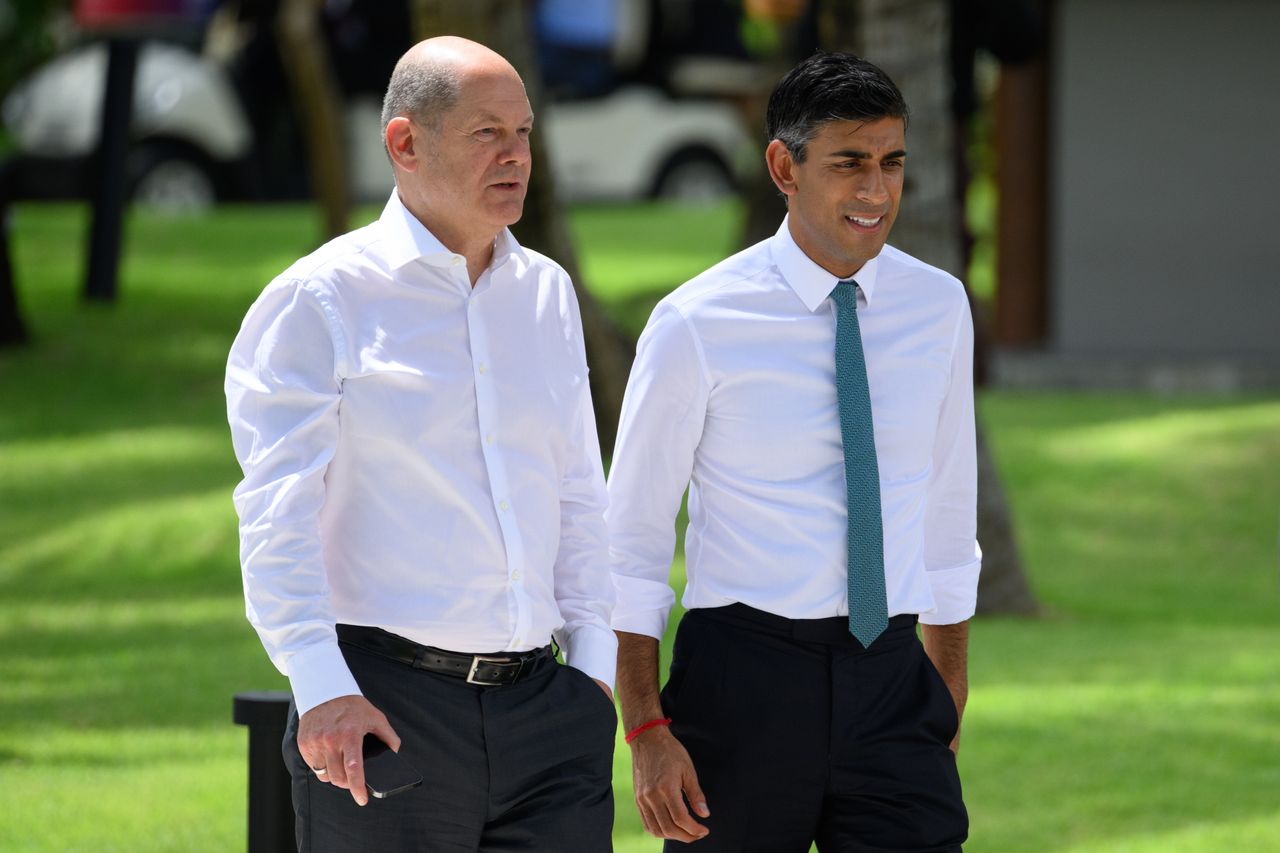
[466, 655, 514, 685]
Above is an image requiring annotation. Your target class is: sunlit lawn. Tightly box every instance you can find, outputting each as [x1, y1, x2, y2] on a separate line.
[1, 203, 1278, 851]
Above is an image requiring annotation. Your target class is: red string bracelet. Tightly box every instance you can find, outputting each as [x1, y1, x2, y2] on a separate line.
[624, 717, 673, 744]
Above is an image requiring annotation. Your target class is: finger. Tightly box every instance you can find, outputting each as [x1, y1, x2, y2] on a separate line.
[371, 714, 401, 754]
[343, 739, 369, 806]
[305, 753, 333, 783]
[684, 769, 711, 818]
[655, 792, 707, 842]
[301, 753, 330, 783]
[635, 801, 659, 839]
[315, 735, 346, 790]
[660, 788, 711, 840]
[297, 734, 327, 779]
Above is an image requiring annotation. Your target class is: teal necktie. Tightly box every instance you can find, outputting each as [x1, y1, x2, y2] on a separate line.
[830, 281, 889, 647]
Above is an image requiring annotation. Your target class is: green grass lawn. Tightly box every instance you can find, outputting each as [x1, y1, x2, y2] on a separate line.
[2, 203, 1278, 851]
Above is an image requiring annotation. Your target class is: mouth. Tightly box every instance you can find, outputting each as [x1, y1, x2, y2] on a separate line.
[845, 214, 884, 232]
[489, 180, 524, 192]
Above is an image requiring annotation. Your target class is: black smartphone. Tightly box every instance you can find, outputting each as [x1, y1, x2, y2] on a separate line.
[362, 734, 423, 799]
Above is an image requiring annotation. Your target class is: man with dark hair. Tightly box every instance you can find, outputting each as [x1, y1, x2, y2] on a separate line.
[609, 51, 978, 851]
[227, 36, 617, 852]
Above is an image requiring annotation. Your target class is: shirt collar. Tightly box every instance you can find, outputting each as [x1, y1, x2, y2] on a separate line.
[377, 189, 528, 272]
[768, 215, 882, 311]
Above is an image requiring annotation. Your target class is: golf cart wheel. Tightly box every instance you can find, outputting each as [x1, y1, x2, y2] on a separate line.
[652, 147, 735, 203]
[128, 141, 219, 213]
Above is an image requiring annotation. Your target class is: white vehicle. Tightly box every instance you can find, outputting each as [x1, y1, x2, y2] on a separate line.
[3, 41, 751, 210]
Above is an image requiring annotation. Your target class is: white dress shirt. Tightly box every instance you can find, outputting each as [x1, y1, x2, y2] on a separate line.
[608, 217, 981, 640]
[227, 191, 615, 715]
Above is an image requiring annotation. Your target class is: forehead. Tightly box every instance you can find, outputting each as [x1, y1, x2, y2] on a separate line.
[809, 116, 905, 153]
[453, 71, 532, 122]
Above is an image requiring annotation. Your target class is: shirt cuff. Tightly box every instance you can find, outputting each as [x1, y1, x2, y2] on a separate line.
[610, 607, 669, 640]
[285, 639, 364, 716]
[918, 556, 982, 625]
[560, 624, 618, 689]
[609, 573, 675, 639]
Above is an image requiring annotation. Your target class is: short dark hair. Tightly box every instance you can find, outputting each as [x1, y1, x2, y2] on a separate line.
[766, 51, 909, 163]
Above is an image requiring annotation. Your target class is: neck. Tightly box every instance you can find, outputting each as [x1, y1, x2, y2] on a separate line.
[786, 215, 867, 280]
[399, 190, 500, 287]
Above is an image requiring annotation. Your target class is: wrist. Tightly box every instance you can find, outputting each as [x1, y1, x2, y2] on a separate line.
[624, 716, 672, 745]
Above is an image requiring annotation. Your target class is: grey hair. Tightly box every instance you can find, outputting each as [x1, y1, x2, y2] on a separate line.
[380, 59, 462, 137]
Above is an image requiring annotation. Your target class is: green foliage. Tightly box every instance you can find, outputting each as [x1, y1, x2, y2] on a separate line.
[1, 203, 1278, 850]
[0, 0, 65, 106]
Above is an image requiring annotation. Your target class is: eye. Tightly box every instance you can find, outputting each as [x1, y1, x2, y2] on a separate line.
[476, 127, 496, 138]
[884, 159, 904, 169]
[517, 126, 532, 137]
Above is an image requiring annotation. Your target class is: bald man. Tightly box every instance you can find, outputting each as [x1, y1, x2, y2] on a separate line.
[227, 38, 617, 851]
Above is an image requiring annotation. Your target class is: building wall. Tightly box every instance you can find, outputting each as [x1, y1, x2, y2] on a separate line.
[1050, 0, 1280, 361]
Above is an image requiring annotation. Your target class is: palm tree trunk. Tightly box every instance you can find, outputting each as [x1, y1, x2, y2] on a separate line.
[277, 0, 350, 240]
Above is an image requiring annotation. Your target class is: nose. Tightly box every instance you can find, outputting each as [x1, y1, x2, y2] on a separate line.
[855, 164, 889, 205]
[499, 132, 531, 166]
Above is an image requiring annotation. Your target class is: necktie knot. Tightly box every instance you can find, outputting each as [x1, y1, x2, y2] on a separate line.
[830, 280, 858, 309]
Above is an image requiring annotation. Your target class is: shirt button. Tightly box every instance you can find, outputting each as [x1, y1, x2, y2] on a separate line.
[485, 433, 494, 444]
[499, 500, 509, 511]
[478, 363, 488, 375]
[451, 256, 463, 266]
[511, 570, 521, 580]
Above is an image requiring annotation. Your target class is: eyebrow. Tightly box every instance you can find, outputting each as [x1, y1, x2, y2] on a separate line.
[828, 149, 907, 160]
[469, 111, 536, 126]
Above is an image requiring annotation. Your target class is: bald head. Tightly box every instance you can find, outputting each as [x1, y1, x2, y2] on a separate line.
[380, 37, 524, 137]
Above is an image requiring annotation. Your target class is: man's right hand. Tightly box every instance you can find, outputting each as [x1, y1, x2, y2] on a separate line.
[630, 725, 711, 842]
[297, 695, 400, 806]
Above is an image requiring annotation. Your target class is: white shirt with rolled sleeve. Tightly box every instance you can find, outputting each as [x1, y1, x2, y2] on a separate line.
[608, 217, 981, 641]
[227, 191, 616, 715]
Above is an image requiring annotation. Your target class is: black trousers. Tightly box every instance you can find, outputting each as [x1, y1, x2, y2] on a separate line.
[282, 635, 617, 852]
[661, 604, 967, 853]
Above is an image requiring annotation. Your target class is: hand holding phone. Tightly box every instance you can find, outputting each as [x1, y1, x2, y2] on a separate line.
[362, 733, 423, 799]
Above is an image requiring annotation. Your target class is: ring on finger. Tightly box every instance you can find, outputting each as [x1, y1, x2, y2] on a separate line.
[312, 766, 328, 775]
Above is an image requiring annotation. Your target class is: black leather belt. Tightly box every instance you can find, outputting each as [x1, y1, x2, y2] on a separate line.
[337, 624, 553, 686]
[697, 603, 918, 647]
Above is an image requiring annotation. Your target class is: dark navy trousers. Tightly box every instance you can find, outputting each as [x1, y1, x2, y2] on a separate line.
[283, 637, 616, 852]
[661, 604, 967, 852]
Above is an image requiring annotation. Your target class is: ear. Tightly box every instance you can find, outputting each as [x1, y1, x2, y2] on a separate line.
[765, 139, 799, 199]
[385, 117, 420, 173]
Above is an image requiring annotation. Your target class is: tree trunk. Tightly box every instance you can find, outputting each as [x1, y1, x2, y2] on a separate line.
[813, 0, 1038, 615]
[277, 0, 350, 240]
[410, 0, 633, 452]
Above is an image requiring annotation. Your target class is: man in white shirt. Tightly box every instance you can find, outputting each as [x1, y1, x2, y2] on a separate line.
[226, 37, 616, 852]
[609, 52, 979, 851]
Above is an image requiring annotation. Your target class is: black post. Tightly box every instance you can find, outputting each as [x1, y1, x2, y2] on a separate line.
[0, 204, 28, 346]
[84, 37, 139, 303]
[233, 691, 295, 853]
